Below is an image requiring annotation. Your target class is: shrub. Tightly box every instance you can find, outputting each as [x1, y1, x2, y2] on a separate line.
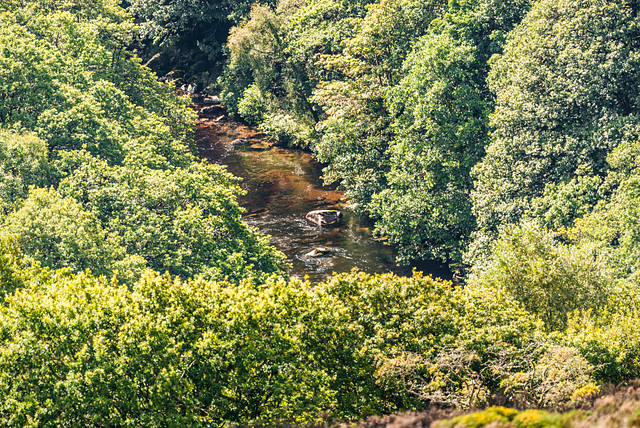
[471, 222, 611, 331]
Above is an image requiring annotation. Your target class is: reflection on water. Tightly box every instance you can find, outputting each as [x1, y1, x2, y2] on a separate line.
[195, 113, 452, 284]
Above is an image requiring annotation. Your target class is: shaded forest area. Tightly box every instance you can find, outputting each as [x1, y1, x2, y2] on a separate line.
[1, 0, 640, 426]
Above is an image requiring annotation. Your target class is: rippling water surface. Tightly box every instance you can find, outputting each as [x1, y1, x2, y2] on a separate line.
[195, 111, 452, 283]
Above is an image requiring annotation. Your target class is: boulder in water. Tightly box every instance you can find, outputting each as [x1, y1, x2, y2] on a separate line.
[304, 246, 331, 257]
[204, 95, 221, 105]
[306, 210, 342, 227]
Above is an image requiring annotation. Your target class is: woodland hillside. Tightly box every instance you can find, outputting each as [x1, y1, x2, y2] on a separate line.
[0, 0, 639, 426]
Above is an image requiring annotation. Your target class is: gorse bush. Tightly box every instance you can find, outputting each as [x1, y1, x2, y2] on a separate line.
[0, 271, 335, 426]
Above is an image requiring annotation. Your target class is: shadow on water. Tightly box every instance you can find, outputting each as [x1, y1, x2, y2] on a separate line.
[194, 111, 452, 284]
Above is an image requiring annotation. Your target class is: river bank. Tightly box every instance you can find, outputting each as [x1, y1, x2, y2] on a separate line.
[193, 103, 452, 283]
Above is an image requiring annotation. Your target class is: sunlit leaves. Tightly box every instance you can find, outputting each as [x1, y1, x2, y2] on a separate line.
[0, 130, 50, 216]
[57, 152, 287, 283]
[471, 222, 611, 331]
[4, 187, 145, 283]
[471, 0, 640, 262]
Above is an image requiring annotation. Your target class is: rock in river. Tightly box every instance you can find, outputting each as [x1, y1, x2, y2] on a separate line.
[304, 246, 331, 257]
[306, 210, 342, 227]
[203, 95, 221, 105]
[200, 105, 223, 115]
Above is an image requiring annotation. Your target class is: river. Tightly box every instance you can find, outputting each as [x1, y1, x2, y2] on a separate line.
[194, 109, 452, 283]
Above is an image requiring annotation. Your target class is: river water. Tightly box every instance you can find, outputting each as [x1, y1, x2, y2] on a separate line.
[195, 110, 452, 283]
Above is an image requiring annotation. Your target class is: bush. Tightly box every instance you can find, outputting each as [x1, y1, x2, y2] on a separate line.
[471, 222, 611, 331]
[238, 82, 270, 124]
[0, 270, 342, 426]
[564, 305, 640, 384]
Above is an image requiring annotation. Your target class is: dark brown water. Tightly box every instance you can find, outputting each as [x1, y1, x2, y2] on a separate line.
[195, 112, 452, 283]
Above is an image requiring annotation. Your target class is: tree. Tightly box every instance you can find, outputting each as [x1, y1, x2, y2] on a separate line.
[370, 31, 486, 267]
[312, 0, 448, 207]
[471, 222, 611, 331]
[221, 0, 370, 147]
[224, 3, 292, 119]
[0, 130, 50, 216]
[0, 4, 196, 166]
[58, 151, 287, 283]
[562, 137, 640, 281]
[0, 1, 287, 284]
[3, 187, 145, 284]
[470, 0, 640, 263]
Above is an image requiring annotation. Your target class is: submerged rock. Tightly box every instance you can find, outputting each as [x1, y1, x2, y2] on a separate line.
[304, 246, 331, 257]
[306, 210, 342, 227]
[247, 142, 272, 151]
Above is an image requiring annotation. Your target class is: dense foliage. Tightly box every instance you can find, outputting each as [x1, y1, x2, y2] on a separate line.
[0, 241, 612, 425]
[126, 0, 277, 91]
[469, 0, 640, 263]
[222, 0, 640, 275]
[1, 0, 640, 425]
[0, 0, 287, 284]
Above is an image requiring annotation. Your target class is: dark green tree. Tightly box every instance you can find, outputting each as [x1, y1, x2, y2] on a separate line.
[337, 0, 529, 267]
[470, 0, 640, 264]
[369, 31, 486, 266]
